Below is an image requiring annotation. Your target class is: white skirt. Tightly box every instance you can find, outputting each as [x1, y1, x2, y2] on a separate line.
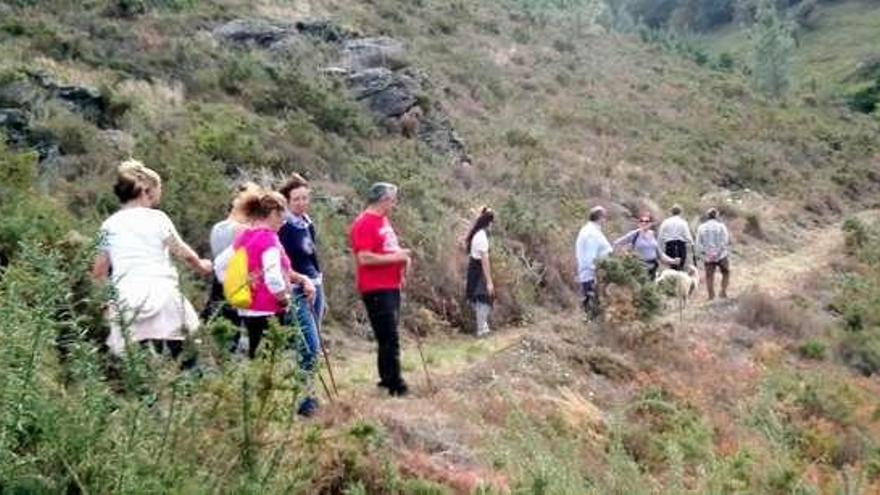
[106, 275, 200, 355]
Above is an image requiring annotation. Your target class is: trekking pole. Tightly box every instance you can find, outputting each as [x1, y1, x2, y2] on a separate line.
[410, 324, 435, 393]
[316, 370, 334, 404]
[315, 325, 339, 398]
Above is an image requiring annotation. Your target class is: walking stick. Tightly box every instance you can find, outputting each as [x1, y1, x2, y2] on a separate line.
[316, 370, 334, 403]
[410, 325, 435, 393]
[315, 326, 339, 398]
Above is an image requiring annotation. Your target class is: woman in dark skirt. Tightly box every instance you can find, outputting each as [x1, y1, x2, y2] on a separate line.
[465, 207, 495, 337]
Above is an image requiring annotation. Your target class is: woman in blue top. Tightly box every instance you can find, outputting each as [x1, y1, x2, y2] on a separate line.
[278, 173, 322, 415]
[613, 213, 678, 279]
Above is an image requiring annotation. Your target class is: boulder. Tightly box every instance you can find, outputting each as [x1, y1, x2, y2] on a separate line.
[213, 19, 296, 48]
[0, 78, 40, 108]
[348, 68, 419, 118]
[0, 108, 29, 144]
[342, 37, 407, 71]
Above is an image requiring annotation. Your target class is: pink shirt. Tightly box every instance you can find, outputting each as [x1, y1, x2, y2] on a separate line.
[234, 228, 292, 314]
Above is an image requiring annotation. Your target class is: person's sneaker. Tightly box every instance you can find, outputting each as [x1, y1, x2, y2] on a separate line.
[388, 382, 409, 397]
[476, 328, 490, 338]
[296, 397, 319, 417]
[377, 380, 390, 390]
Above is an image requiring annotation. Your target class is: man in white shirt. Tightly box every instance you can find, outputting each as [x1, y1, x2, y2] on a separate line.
[658, 204, 694, 271]
[696, 207, 731, 299]
[575, 206, 612, 319]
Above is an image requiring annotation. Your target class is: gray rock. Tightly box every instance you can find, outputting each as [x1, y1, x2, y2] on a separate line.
[342, 37, 407, 71]
[348, 68, 419, 118]
[0, 108, 29, 142]
[213, 19, 296, 48]
[0, 79, 41, 109]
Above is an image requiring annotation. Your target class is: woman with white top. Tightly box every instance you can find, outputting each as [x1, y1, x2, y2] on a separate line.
[92, 160, 213, 357]
[464, 207, 495, 337]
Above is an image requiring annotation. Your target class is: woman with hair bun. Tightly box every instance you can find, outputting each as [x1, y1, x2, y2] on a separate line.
[464, 206, 495, 337]
[92, 159, 213, 358]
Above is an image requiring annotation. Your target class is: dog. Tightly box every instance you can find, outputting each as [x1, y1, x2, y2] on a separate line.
[655, 265, 700, 321]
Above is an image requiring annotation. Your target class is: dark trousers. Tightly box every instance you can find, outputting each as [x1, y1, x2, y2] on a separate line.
[362, 290, 405, 390]
[581, 280, 599, 319]
[664, 240, 688, 271]
[242, 314, 284, 359]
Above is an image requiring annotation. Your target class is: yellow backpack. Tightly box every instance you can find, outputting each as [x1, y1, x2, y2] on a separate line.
[223, 247, 252, 309]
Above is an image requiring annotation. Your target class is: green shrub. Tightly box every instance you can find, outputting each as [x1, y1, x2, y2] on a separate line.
[798, 340, 826, 360]
[839, 330, 880, 376]
[597, 254, 662, 321]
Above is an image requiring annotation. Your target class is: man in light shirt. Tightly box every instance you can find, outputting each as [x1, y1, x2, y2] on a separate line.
[575, 206, 612, 319]
[696, 207, 731, 300]
[658, 204, 694, 272]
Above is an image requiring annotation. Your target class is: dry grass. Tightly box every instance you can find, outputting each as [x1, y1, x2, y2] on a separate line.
[735, 289, 815, 337]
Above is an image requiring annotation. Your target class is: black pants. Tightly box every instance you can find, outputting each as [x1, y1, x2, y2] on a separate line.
[664, 240, 688, 271]
[242, 314, 284, 359]
[362, 290, 406, 391]
[140, 339, 197, 370]
[581, 281, 599, 320]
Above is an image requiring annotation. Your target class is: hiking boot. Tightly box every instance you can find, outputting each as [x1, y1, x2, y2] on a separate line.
[297, 397, 319, 417]
[388, 382, 409, 397]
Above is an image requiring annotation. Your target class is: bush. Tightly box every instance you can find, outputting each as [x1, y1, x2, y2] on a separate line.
[597, 255, 662, 322]
[797, 340, 826, 360]
[839, 330, 880, 376]
[736, 290, 806, 336]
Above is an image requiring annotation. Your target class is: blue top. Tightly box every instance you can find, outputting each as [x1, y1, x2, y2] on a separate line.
[278, 212, 322, 281]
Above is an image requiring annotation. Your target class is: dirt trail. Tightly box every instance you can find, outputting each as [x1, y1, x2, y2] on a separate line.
[317, 211, 878, 491]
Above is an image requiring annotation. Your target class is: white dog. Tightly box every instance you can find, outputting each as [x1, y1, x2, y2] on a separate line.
[656, 265, 700, 321]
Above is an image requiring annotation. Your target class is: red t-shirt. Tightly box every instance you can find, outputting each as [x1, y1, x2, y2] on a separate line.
[350, 210, 405, 294]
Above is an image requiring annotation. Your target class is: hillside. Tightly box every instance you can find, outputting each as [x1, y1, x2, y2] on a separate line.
[701, 0, 880, 99]
[2, 0, 880, 493]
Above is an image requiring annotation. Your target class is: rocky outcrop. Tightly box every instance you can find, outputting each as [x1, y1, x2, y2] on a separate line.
[213, 17, 469, 162]
[341, 37, 407, 71]
[213, 19, 296, 48]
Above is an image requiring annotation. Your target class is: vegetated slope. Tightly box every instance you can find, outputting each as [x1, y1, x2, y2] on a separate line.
[1, 0, 878, 333]
[2, 0, 880, 492]
[702, 0, 880, 98]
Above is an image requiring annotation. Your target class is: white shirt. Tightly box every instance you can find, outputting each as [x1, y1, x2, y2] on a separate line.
[99, 207, 179, 283]
[575, 221, 612, 283]
[470, 229, 489, 260]
[658, 215, 694, 246]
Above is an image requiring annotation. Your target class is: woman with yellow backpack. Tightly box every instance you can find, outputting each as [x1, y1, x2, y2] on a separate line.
[216, 187, 320, 416]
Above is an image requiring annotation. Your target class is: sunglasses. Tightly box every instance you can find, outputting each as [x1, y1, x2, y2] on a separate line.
[638, 219, 652, 224]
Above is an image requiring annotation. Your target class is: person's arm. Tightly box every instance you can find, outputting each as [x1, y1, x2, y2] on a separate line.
[262, 248, 291, 306]
[166, 234, 212, 276]
[695, 226, 704, 260]
[684, 220, 696, 246]
[481, 253, 494, 297]
[91, 252, 111, 282]
[356, 249, 410, 266]
[612, 230, 636, 251]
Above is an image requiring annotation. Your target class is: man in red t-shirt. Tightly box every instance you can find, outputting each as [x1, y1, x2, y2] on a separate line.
[350, 182, 411, 396]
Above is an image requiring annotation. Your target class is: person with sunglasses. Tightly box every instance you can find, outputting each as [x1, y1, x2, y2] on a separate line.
[613, 213, 678, 279]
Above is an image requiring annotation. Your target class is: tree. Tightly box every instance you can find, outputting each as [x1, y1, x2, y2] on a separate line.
[749, 0, 795, 99]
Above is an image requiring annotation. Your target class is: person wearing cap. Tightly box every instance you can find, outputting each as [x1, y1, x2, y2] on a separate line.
[349, 182, 411, 397]
[575, 206, 612, 319]
[696, 208, 731, 300]
[658, 204, 694, 271]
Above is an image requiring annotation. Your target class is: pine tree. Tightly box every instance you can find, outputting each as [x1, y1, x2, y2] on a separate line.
[749, 0, 795, 99]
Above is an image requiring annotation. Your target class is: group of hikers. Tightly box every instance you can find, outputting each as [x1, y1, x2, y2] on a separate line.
[91, 158, 730, 416]
[576, 204, 732, 317]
